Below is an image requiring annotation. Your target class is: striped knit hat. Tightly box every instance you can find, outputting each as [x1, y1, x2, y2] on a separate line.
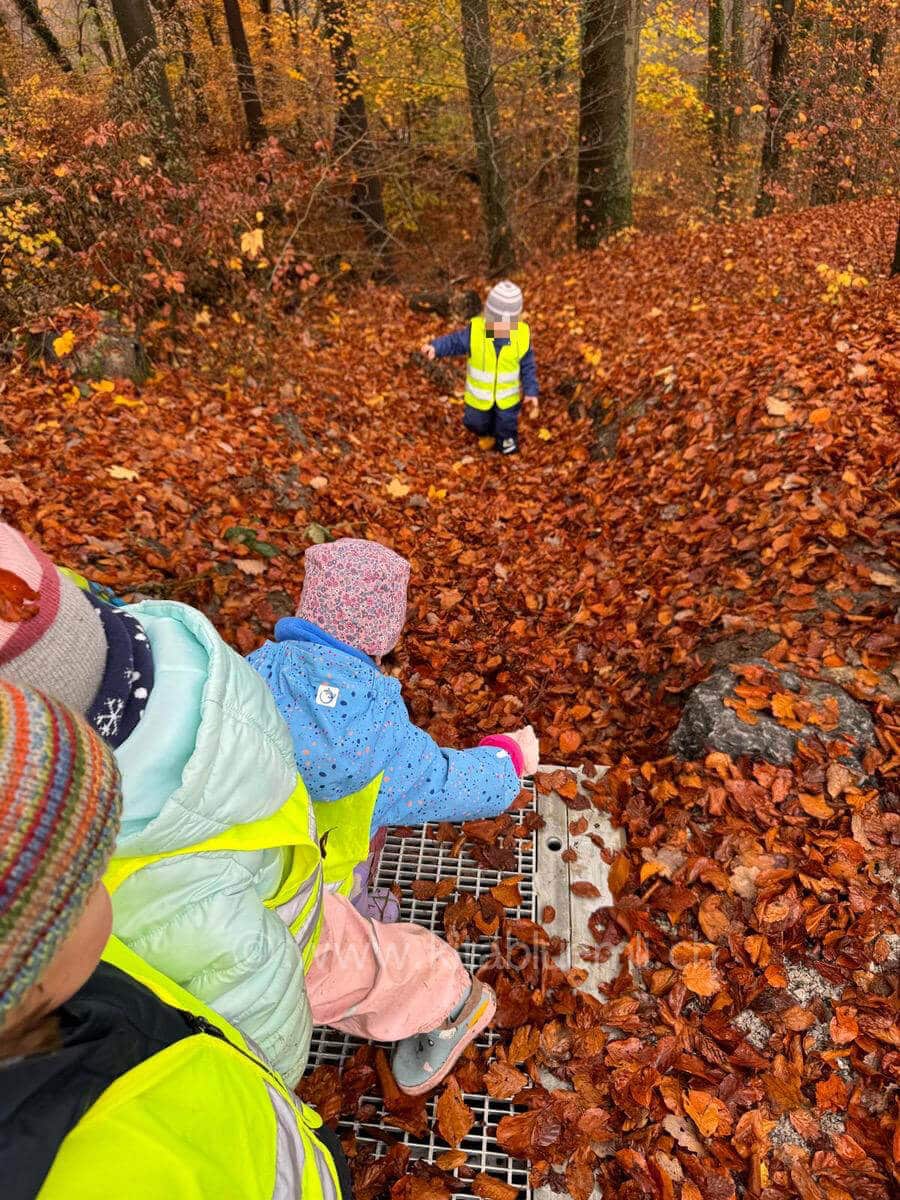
[0, 682, 121, 1023]
[484, 280, 523, 324]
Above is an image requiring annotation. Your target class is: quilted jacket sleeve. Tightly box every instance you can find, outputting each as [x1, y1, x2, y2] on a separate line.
[372, 679, 521, 828]
[110, 850, 312, 1088]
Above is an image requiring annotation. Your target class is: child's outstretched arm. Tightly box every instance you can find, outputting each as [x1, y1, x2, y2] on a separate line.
[420, 327, 470, 360]
[373, 686, 536, 828]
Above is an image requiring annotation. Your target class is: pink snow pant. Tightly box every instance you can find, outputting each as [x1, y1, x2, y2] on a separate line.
[306, 891, 469, 1042]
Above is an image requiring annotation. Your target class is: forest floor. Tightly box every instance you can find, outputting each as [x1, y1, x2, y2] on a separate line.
[1, 197, 898, 1200]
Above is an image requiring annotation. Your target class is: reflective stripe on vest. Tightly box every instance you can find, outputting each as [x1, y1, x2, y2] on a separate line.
[37, 935, 340, 1200]
[312, 773, 383, 898]
[464, 316, 531, 411]
[104, 775, 324, 969]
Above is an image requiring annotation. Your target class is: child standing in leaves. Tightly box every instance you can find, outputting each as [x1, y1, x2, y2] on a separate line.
[0, 681, 349, 1200]
[421, 280, 539, 455]
[248, 537, 539, 913]
[0, 521, 498, 1097]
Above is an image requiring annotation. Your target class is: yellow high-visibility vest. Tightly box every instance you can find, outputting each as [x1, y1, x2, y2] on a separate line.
[312, 772, 383, 898]
[465, 316, 531, 411]
[39, 936, 342, 1200]
[104, 774, 324, 970]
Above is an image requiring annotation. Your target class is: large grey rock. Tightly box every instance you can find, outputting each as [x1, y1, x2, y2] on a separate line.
[670, 661, 876, 767]
[30, 314, 149, 384]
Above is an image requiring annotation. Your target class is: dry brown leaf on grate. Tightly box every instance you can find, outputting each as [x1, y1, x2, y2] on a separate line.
[490, 874, 524, 907]
[435, 1076, 474, 1148]
[483, 1058, 527, 1099]
[470, 1172, 519, 1200]
[434, 1150, 468, 1171]
[390, 1173, 452, 1200]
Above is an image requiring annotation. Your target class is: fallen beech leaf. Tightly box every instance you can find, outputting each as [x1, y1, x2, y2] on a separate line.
[505, 918, 551, 946]
[541, 905, 556, 923]
[234, 559, 266, 575]
[52, 329, 76, 357]
[471, 1174, 519, 1200]
[392, 1174, 451, 1200]
[698, 894, 730, 942]
[681, 961, 722, 997]
[507, 1025, 539, 1065]
[661, 1113, 704, 1154]
[559, 729, 582, 753]
[106, 464, 139, 481]
[829, 1006, 859, 1045]
[565, 1160, 594, 1200]
[483, 1059, 527, 1099]
[670, 941, 715, 967]
[684, 1089, 732, 1138]
[809, 406, 832, 424]
[766, 397, 793, 417]
[434, 1150, 468, 1171]
[0, 568, 40, 624]
[608, 852, 630, 897]
[435, 1077, 474, 1148]
[771, 692, 796, 720]
[490, 875, 524, 907]
[799, 792, 834, 819]
[571, 880, 601, 899]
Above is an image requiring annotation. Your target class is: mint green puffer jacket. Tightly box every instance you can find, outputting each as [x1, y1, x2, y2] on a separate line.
[106, 600, 318, 1087]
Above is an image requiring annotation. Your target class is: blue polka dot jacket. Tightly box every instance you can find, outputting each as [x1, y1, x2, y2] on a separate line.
[247, 618, 521, 829]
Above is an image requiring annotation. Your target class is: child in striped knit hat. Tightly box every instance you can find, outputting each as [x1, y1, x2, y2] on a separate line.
[421, 279, 539, 455]
[0, 682, 347, 1200]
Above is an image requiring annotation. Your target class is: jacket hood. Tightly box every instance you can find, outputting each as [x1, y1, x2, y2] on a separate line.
[115, 600, 298, 857]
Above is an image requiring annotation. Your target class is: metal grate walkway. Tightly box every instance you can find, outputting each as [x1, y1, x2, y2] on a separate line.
[305, 769, 618, 1200]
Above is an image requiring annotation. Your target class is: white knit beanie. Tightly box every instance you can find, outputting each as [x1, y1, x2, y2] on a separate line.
[484, 280, 523, 324]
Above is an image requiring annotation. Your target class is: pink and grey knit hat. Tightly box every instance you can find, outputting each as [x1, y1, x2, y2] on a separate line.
[297, 538, 411, 658]
[0, 682, 121, 1023]
[0, 523, 106, 716]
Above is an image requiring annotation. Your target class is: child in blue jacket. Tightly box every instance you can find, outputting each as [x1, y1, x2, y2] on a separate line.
[421, 279, 539, 455]
[247, 538, 539, 919]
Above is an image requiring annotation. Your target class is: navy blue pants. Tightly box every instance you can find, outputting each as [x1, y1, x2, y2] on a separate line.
[463, 403, 520, 450]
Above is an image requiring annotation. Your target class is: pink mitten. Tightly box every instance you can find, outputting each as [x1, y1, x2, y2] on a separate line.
[480, 726, 539, 777]
[504, 725, 539, 775]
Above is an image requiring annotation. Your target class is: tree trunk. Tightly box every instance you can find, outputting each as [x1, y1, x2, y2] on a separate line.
[108, 0, 175, 128]
[0, 13, 9, 96]
[460, 0, 515, 274]
[866, 28, 887, 92]
[12, 0, 72, 71]
[87, 0, 116, 67]
[222, 0, 266, 147]
[576, 0, 636, 247]
[200, 1, 221, 46]
[319, 0, 391, 264]
[151, 0, 208, 123]
[726, 0, 743, 154]
[258, 0, 274, 75]
[891, 217, 900, 277]
[707, 0, 728, 214]
[754, 0, 796, 218]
